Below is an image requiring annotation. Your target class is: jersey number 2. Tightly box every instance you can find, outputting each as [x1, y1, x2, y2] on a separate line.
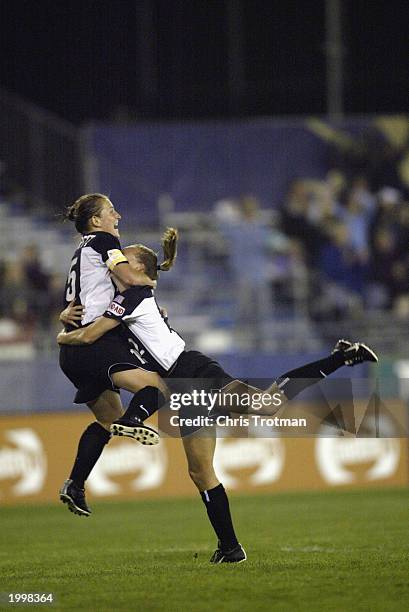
[128, 339, 147, 364]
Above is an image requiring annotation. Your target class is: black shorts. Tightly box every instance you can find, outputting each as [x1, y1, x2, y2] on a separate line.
[167, 350, 235, 437]
[169, 350, 234, 386]
[59, 329, 143, 404]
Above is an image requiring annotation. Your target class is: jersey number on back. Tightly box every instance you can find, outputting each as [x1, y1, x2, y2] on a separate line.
[66, 257, 78, 302]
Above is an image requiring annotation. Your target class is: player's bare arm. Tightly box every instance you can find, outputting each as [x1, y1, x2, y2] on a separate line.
[57, 316, 118, 345]
[111, 261, 156, 288]
[106, 248, 155, 288]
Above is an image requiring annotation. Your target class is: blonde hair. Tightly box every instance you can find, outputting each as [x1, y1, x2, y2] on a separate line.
[124, 227, 178, 280]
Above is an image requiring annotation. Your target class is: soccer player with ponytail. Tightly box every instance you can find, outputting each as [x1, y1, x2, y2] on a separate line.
[59, 225, 377, 564]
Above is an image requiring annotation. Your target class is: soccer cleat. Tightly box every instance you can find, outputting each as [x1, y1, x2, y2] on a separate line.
[209, 543, 247, 564]
[110, 417, 159, 445]
[59, 479, 91, 517]
[332, 339, 353, 353]
[333, 339, 378, 366]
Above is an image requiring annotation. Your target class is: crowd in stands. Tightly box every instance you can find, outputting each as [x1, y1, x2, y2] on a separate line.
[213, 171, 409, 329]
[280, 173, 409, 319]
[0, 245, 64, 348]
[1, 165, 409, 352]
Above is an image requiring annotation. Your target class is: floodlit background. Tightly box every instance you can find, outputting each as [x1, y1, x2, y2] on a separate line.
[0, 0, 408, 565]
[0, 0, 408, 491]
[0, 2, 408, 609]
[0, 2, 408, 405]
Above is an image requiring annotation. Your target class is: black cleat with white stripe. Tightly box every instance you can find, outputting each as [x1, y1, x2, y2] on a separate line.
[333, 339, 378, 366]
[209, 543, 247, 564]
[59, 479, 91, 517]
[110, 417, 159, 445]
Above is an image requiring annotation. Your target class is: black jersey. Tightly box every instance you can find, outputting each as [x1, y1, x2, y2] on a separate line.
[103, 286, 186, 376]
[63, 231, 128, 330]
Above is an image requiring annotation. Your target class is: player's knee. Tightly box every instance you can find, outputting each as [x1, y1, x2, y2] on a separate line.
[188, 466, 216, 491]
[92, 404, 124, 429]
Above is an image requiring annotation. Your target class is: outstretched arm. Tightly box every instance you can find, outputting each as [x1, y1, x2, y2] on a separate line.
[57, 316, 119, 345]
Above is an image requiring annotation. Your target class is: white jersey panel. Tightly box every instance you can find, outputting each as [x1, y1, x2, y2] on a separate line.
[123, 297, 185, 370]
[80, 246, 115, 325]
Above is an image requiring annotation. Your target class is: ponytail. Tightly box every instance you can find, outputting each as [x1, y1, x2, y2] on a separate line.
[124, 227, 179, 280]
[158, 227, 178, 271]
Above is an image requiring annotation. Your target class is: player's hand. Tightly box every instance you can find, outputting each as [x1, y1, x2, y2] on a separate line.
[160, 307, 168, 320]
[59, 301, 85, 327]
[57, 330, 69, 344]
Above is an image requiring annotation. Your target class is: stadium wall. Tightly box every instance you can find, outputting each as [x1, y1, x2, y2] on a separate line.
[0, 354, 368, 414]
[0, 407, 407, 506]
[86, 116, 378, 225]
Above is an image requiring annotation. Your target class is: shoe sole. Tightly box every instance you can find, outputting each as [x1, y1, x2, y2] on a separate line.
[335, 340, 378, 364]
[216, 556, 247, 564]
[215, 555, 247, 565]
[110, 423, 159, 445]
[59, 493, 90, 517]
[360, 343, 378, 363]
[333, 339, 353, 353]
[212, 548, 247, 564]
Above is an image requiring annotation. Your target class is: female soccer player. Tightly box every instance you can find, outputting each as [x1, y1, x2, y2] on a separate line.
[58, 193, 173, 519]
[58, 230, 377, 563]
[59, 227, 249, 562]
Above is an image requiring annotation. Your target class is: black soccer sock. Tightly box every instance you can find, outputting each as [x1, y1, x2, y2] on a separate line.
[200, 483, 239, 552]
[276, 352, 345, 400]
[69, 421, 111, 488]
[122, 386, 166, 422]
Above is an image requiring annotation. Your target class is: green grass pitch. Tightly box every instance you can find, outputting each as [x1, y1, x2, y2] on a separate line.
[0, 488, 408, 611]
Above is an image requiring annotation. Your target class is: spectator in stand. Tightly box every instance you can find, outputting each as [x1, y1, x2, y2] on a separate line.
[21, 245, 50, 293]
[339, 189, 371, 265]
[0, 251, 68, 349]
[393, 202, 409, 314]
[0, 260, 29, 323]
[280, 179, 326, 267]
[369, 187, 401, 250]
[349, 176, 376, 213]
[387, 206, 409, 315]
[325, 168, 346, 198]
[20, 245, 52, 330]
[367, 227, 399, 309]
[217, 195, 275, 348]
[394, 201, 409, 256]
[0, 259, 28, 345]
[317, 219, 365, 319]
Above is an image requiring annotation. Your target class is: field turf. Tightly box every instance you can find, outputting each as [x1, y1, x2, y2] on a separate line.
[0, 488, 408, 611]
